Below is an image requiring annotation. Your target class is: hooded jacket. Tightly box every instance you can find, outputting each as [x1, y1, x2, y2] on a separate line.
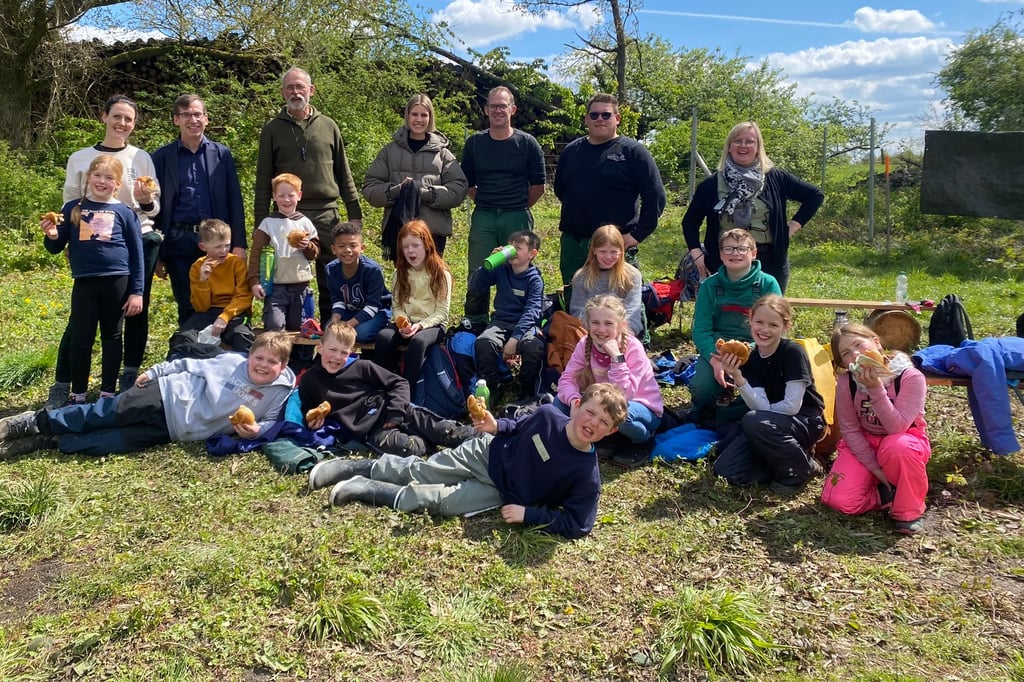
[362, 127, 468, 238]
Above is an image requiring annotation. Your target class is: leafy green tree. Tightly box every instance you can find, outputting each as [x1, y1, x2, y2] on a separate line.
[936, 11, 1024, 131]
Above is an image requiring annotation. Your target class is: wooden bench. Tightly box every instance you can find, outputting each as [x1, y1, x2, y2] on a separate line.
[254, 329, 403, 354]
[788, 298, 936, 351]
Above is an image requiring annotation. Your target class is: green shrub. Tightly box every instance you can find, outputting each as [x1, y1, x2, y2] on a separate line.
[0, 474, 61, 532]
[652, 585, 779, 677]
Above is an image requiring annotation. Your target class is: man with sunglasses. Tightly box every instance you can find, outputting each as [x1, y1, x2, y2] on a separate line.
[461, 86, 546, 281]
[152, 94, 246, 324]
[554, 93, 666, 285]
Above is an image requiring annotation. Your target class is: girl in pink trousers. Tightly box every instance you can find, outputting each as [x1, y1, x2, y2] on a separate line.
[556, 295, 663, 466]
[821, 324, 931, 534]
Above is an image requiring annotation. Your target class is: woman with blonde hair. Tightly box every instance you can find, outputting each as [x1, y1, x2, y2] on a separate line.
[681, 120, 823, 292]
[362, 94, 468, 255]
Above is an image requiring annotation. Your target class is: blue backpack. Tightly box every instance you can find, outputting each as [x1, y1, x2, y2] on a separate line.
[411, 343, 466, 419]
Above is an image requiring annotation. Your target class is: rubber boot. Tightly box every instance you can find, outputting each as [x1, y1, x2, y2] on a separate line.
[308, 458, 373, 491]
[329, 476, 404, 508]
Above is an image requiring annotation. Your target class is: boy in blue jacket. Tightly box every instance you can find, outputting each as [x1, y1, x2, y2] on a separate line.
[308, 383, 628, 539]
[0, 333, 295, 457]
[472, 230, 545, 407]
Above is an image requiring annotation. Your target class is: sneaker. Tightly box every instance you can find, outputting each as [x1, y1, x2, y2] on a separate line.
[435, 421, 478, 449]
[892, 518, 924, 535]
[0, 411, 40, 441]
[119, 371, 138, 394]
[611, 449, 650, 469]
[0, 434, 56, 459]
[45, 382, 70, 410]
[372, 429, 426, 457]
[769, 479, 807, 497]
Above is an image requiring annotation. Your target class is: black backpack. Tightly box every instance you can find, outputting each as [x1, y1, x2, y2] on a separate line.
[928, 294, 974, 347]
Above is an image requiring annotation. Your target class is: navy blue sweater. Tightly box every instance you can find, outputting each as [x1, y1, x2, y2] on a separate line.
[46, 198, 144, 295]
[477, 262, 544, 340]
[488, 404, 601, 539]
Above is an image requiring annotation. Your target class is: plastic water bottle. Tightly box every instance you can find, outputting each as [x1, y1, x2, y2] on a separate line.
[474, 379, 490, 405]
[483, 245, 516, 271]
[259, 246, 275, 296]
[895, 271, 909, 304]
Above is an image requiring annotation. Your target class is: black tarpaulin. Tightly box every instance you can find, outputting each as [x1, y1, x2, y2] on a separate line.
[920, 130, 1024, 219]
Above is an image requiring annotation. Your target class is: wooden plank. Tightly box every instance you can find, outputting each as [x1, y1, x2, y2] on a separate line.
[787, 297, 935, 312]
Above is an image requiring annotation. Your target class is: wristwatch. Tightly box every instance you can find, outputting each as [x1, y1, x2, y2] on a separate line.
[612, 353, 626, 364]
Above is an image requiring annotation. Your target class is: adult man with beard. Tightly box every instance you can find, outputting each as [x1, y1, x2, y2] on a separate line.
[255, 67, 363, 323]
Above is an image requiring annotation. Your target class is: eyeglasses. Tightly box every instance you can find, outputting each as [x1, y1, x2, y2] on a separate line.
[486, 103, 511, 111]
[175, 111, 206, 120]
[721, 245, 753, 255]
[588, 111, 614, 120]
[730, 138, 758, 147]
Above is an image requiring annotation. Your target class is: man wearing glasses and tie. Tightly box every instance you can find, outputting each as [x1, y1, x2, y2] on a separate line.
[461, 86, 547, 278]
[554, 93, 666, 286]
[152, 94, 247, 324]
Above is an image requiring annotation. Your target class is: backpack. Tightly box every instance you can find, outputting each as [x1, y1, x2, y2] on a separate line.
[642, 278, 685, 328]
[928, 294, 974, 347]
[447, 330, 478, 397]
[411, 342, 466, 419]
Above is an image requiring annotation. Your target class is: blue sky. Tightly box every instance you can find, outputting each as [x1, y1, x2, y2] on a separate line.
[73, 1, 1023, 144]
[417, 0, 1024, 144]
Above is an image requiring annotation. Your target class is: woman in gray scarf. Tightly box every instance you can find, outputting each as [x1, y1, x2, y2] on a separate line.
[681, 121, 823, 293]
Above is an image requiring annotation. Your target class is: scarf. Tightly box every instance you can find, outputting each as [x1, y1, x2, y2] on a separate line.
[714, 158, 764, 228]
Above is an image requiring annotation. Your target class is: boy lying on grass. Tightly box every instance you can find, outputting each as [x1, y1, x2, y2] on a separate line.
[0, 332, 295, 457]
[307, 382, 628, 539]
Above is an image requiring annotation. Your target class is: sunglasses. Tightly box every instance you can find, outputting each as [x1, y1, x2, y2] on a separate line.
[588, 111, 614, 120]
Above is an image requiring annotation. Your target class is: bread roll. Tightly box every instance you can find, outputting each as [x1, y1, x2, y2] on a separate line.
[137, 176, 158, 192]
[287, 230, 307, 248]
[305, 400, 332, 423]
[41, 211, 61, 226]
[715, 338, 751, 365]
[395, 315, 411, 330]
[229, 405, 256, 427]
[466, 395, 488, 421]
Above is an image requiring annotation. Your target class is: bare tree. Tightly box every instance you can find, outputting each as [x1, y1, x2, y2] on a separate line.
[515, 0, 641, 104]
[0, 0, 131, 146]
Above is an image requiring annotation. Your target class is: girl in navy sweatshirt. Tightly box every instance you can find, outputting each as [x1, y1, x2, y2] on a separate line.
[42, 154, 144, 402]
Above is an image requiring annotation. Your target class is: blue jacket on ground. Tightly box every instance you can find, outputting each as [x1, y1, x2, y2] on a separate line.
[914, 337, 1024, 455]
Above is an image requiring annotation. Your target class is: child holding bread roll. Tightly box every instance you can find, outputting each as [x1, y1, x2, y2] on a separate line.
[372, 220, 452, 389]
[712, 295, 826, 493]
[821, 323, 930, 535]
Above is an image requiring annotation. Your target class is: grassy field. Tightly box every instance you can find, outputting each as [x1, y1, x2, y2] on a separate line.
[1, 200, 1023, 680]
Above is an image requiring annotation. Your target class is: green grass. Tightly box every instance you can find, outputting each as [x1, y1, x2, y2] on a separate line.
[1, 200, 1023, 679]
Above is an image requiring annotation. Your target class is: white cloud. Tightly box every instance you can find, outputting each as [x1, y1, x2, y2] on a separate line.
[852, 7, 935, 33]
[759, 36, 957, 143]
[764, 36, 954, 77]
[433, 0, 602, 48]
[66, 25, 167, 43]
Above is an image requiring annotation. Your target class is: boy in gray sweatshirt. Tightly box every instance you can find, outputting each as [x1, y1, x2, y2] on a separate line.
[0, 332, 295, 457]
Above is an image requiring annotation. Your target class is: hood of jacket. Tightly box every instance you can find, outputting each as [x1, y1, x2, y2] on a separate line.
[391, 126, 451, 154]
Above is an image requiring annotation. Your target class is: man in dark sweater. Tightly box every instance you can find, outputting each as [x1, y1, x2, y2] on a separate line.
[297, 322, 474, 456]
[255, 67, 364, 323]
[553, 93, 667, 284]
[461, 86, 546, 288]
[308, 383, 628, 539]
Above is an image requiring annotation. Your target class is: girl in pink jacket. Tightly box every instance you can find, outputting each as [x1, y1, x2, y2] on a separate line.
[821, 323, 931, 535]
[557, 295, 663, 458]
